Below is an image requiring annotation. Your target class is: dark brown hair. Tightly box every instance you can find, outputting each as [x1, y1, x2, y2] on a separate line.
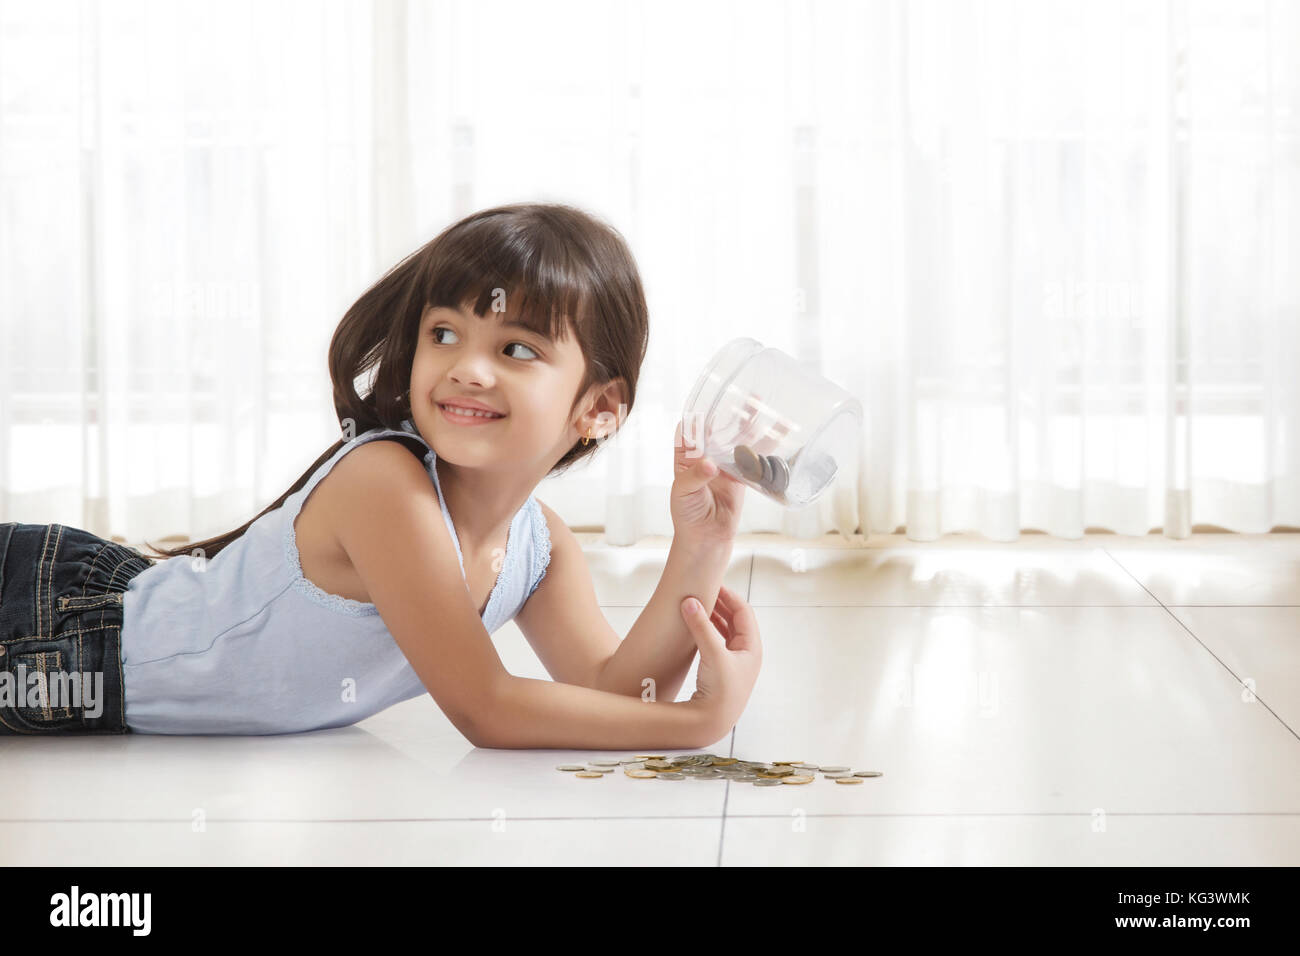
[144, 202, 649, 561]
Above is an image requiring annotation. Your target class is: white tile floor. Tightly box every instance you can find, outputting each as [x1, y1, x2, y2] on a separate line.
[2, 532, 1297, 865]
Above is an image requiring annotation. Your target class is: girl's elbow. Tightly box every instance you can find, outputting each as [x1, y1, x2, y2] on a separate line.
[459, 676, 513, 748]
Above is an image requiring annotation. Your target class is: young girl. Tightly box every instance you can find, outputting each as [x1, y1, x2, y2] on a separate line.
[0, 202, 762, 747]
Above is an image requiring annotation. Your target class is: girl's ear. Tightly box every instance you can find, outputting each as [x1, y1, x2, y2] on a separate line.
[594, 378, 629, 418]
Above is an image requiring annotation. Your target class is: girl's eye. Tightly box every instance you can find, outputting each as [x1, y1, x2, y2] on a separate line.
[431, 326, 539, 361]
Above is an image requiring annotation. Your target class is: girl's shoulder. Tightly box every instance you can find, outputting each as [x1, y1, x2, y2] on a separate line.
[364, 433, 428, 466]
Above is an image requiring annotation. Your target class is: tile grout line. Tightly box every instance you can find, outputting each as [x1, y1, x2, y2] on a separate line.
[1101, 547, 1300, 743]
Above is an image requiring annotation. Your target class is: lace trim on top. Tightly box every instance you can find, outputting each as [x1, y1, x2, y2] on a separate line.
[280, 431, 414, 618]
[281, 419, 548, 618]
[528, 497, 552, 597]
[284, 498, 380, 618]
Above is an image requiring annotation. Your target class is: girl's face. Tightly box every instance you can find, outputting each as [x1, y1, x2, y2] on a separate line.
[408, 301, 595, 471]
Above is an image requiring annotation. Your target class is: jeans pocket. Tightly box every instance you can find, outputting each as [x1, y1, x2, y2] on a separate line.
[5, 647, 79, 728]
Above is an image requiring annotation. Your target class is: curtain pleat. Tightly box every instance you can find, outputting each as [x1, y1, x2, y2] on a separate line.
[0, 0, 1295, 544]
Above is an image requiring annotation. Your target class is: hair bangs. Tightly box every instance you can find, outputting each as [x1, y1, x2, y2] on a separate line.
[422, 229, 591, 345]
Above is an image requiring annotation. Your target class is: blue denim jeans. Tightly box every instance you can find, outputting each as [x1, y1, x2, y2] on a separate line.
[0, 522, 155, 734]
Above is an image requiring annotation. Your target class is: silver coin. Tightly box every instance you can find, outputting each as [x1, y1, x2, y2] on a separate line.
[793, 763, 820, 771]
[823, 772, 852, 779]
[853, 771, 884, 778]
[584, 766, 616, 773]
[819, 765, 850, 773]
[733, 444, 763, 482]
[657, 773, 686, 781]
[764, 455, 790, 492]
[759, 453, 773, 485]
[556, 765, 586, 772]
[753, 779, 785, 787]
[588, 759, 622, 767]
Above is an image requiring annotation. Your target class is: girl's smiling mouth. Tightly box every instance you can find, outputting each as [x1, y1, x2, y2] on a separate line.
[438, 402, 507, 425]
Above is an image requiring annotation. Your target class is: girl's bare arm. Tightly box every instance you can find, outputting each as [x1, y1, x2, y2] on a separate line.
[482, 675, 715, 750]
[328, 440, 714, 749]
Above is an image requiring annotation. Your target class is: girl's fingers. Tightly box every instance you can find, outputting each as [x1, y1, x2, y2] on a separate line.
[713, 585, 755, 636]
[710, 609, 732, 640]
[702, 586, 744, 636]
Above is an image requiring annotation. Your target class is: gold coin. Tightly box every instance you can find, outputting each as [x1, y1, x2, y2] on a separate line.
[634, 755, 665, 760]
[711, 757, 738, 766]
[835, 777, 865, 785]
[781, 775, 815, 785]
[574, 772, 605, 779]
[625, 770, 657, 779]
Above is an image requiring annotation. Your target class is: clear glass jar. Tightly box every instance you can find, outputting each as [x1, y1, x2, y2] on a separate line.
[680, 337, 862, 509]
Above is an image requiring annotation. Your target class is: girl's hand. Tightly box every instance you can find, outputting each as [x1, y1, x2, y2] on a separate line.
[671, 420, 747, 547]
[680, 584, 763, 741]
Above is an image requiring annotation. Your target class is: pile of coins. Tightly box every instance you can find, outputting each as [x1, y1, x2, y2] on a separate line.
[557, 753, 884, 786]
[732, 444, 791, 496]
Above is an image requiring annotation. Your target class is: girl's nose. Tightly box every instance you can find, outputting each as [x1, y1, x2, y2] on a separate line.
[449, 357, 496, 388]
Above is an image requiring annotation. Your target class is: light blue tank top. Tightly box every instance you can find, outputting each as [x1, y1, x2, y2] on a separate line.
[120, 418, 552, 735]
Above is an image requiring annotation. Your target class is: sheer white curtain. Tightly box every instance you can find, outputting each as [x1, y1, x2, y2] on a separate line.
[0, 0, 1295, 547]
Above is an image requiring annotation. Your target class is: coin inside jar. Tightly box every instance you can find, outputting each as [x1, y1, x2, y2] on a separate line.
[764, 454, 790, 492]
[733, 444, 764, 482]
